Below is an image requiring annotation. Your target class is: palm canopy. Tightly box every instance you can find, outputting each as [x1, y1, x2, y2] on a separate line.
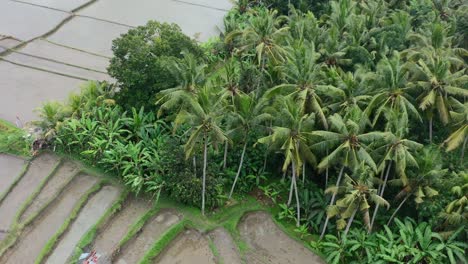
[226, 7, 289, 67]
[411, 53, 468, 125]
[443, 99, 468, 152]
[312, 113, 391, 172]
[365, 51, 421, 127]
[156, 52, 207, 117]
[174, 85, 227, 159]
[266, 41, 344, 129]
[257, 96, 316, 173]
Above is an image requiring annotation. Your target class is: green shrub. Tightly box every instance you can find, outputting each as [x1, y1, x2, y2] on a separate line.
[108, 21, 203, 111]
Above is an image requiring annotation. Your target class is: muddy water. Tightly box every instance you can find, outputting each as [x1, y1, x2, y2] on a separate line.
[4, 52, 112, 81]
[45, 185, 121, 263]
[19, 161, 79, 223]
[208, 227, 241, 264]
[19, 39, 110, 72]
[15, 0, 93, 12]
[78, 0, 228, 41]
[0, 61, 84, 123]
[0, 154, 26, 197]
[115, 209, 181, 264]
[0, 153, 60, 232]
[0, 175, 98, 264]
[154, 229, 216, 264]
[47, 16, 131, 57]
[238, 211, 325, 264]
[90, 196, 152, 262]
[0, 1, 69, 41]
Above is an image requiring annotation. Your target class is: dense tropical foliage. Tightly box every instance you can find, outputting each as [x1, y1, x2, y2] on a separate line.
[38, 0, 467, 263]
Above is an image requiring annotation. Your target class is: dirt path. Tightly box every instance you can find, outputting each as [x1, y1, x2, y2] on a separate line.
[45, 185, 121, 263]
[89, 196, 152, 263]
[208, 227, 241, 264]
[0, 153, 59, 232]
[238, 211, 325, 264]
[19, 161, 79, 223]
[114, 209, 181, 264]
[0, 154, 26, 197]
[0, 175, 97, 264]
[154, 229, 216, 264]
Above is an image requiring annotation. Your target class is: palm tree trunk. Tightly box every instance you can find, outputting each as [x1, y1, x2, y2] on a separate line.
[320, 165, 345, 239]
[461, 136, 467, 165]
[193, 156, 197, 176]
[344, 208, 358, 236]
[429, 117, 433, 143]
[292, 161, 300, 227]
[202, 137, 208, 216]
[325, 150, 329, 188]
[223, 142, 228, 170]
[228, 141, 247, 199]
[369, 162, 392, 232]
[386, 194, 410, 226]
[287, 170, 294, 206]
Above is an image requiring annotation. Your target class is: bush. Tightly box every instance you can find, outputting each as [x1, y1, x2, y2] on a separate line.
[108, 21, 203, 111]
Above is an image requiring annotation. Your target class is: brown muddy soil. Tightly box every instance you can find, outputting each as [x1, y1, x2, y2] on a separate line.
[238, 211, 325, 264]
[114, 209, 181, 264]
[154, 229, 216, 264]
[0, 153, 59, 232]
[90, 196, 152, 263]
[0, 154, 26, 197]
[207, 227, 241, 264]
[45, 185, 121, 263]
[19, 161, 79, 223]
[0, 175, 97, 264]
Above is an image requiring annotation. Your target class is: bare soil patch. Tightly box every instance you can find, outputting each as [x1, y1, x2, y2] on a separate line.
[153, 229, 216, 264]
[207, 227, 241, 264]
[238, 211, 325, 264]
[19, 161, 79, 223]
[0, 153, 59, 232]
[45, 185, 121, 263]
[0, 174, 97, 264]
[114, 209, 181, 264]
[90, 196, 152, 263]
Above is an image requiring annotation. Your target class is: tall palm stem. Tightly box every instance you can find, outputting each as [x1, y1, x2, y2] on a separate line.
[292, 160, 301, 227]
[228, 141, 247, 199]
[193, 156, 197, 176]
[369, 162, 392, 232]
[287, 170, 294, 206]
[387, 194, 410, 226]
[302, 163, 306, 183]
[223, 142, 228, 170]
[202, 136, 208, 216]
[320, 165, 345, 239]
[344, 208, 358, 236]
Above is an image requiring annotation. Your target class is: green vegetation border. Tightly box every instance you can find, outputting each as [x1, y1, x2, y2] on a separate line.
[34, 181, 104, 264]
[68, 189, 129, 263]
[0, 160, 30, 205]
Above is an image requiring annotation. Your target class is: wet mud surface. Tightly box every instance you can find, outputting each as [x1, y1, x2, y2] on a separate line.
[0, 154, 26, 197]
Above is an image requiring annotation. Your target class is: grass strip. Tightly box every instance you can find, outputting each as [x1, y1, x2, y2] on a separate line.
[138, 220, 187, 264]
[13, 159, 62, 225]
[207, 236, 222, 264]
[68, 189, 129, 264]
[34, 181, 103, 264]
[116, 206, 159, 250]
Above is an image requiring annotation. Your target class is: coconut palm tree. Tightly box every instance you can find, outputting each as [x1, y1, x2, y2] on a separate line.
[227, 92, 271, 199]
[443, 99, 468, 163]
[174, 85, 227, 215]
[257, 96, 316, 226]
[225, 7, 289, 68]
[365, 51, 421, 127]
[156, 52, 206, 117]
[410, 53, 468, 142]
[327, 164, 389, 235]
[312, 113, 390, 238]
[369, 112, 423, 231]
[266, 41, 344, 129]
[387, 148, 443, 226]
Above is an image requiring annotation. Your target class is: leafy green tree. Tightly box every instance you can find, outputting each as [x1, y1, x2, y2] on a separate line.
[109, 21, 202, 111]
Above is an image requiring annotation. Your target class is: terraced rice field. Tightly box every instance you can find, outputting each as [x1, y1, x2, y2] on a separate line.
[0, 152, 324, 263]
